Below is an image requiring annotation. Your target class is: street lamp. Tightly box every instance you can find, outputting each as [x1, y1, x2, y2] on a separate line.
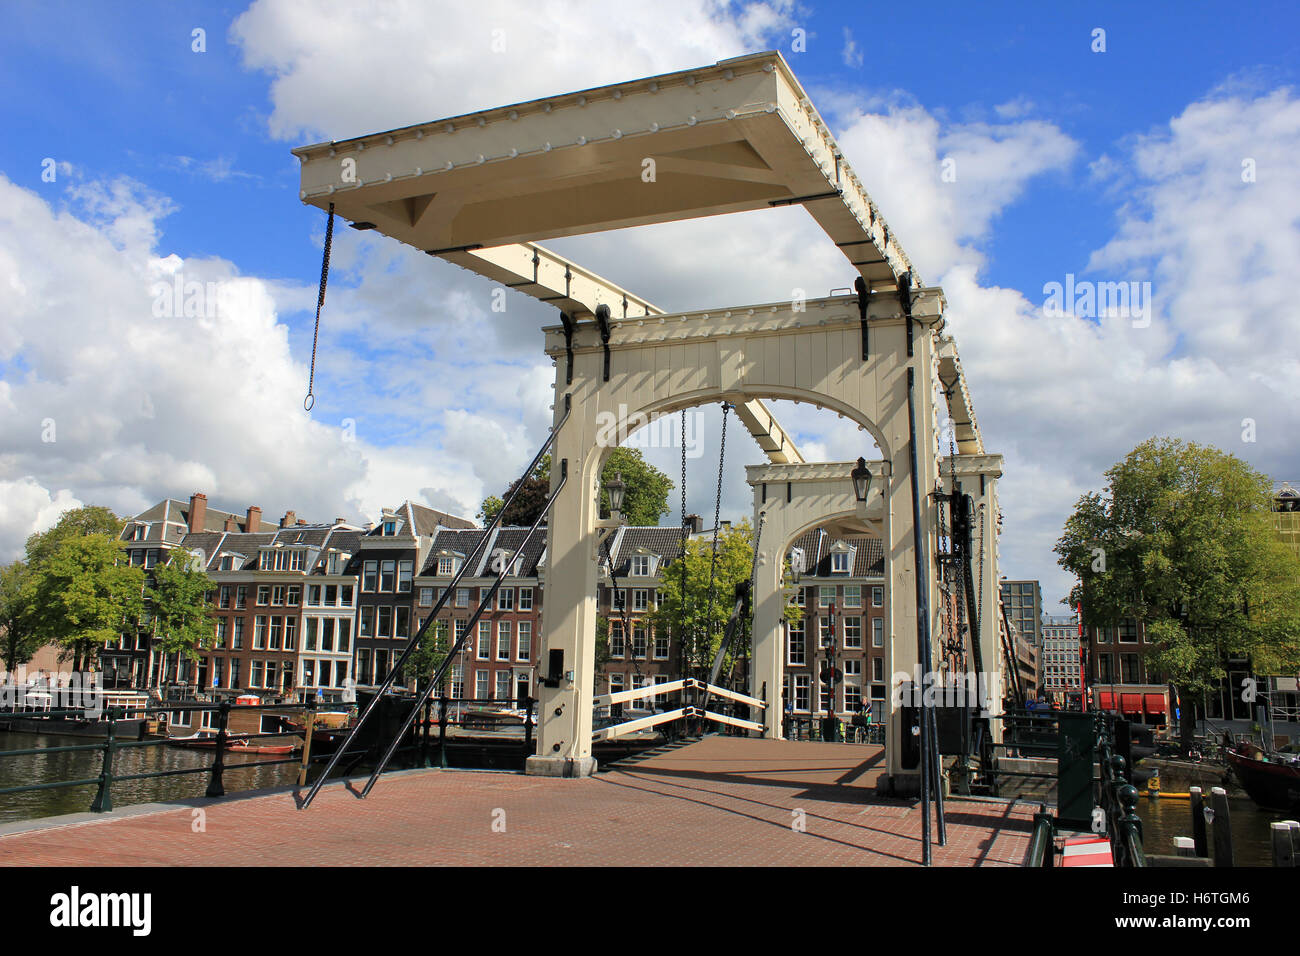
[851, 456, 871, 503]
[606, 471, 627, 520]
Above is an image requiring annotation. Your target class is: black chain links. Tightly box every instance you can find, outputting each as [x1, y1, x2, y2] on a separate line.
[303, 203, 335, 411]
[701, 403, 731, 677]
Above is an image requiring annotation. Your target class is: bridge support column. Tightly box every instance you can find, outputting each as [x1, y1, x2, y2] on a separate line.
[527, 375, 601, 778]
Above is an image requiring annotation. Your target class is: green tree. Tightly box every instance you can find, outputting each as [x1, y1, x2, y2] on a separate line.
[1055, 438, 1300, 749]
[25, 506, 125, 571]
[478, 449, 673, 527]
[649, 521, 800, 681]
[598, 447, 673, 526]
[409, 619, 453, 694]
[0, 562, 42, 673]
[146, 551, 216, 657]
[28, 534, 144, 672]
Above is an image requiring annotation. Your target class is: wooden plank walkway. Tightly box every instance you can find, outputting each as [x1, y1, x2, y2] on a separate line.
[0, 737, 1034, 866]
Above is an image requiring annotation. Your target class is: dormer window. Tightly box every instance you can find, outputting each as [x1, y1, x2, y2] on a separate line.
[831, 552, 850, 574]
[630, 555, 650, 577]
[132, 524, 147, 541]
[437, 555, 454, 576]
[382, 519, 397, 536]
[219, 555, 235, 571]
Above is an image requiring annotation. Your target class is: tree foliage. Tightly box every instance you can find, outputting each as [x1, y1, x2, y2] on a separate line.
[25, 506, 125, 571]
[146, 551, 216, 657]
[1055, 438, 1300, 712]
[27, 534, 144, 671]
[648, 521, 800, 680]
[479, 449, 673, 528]
[0, 562, 42, 672]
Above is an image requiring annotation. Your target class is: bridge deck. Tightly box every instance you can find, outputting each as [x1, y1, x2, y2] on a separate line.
[1, 737, 1033, 866]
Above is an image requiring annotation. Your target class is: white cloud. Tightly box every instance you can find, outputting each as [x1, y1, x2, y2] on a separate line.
[230, 0, 796, 142]
[841, 28, 863, 69]
[0, 479, 84, 562]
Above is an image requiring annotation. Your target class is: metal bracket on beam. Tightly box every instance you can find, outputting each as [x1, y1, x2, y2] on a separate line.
[559, 311, 575, 386]
[855, 276, 871, 361]
[767, 189, 843, 208]
[899, 270, 914, 357]
[424, 243, 484, 256]
[595, 304, 612, 382]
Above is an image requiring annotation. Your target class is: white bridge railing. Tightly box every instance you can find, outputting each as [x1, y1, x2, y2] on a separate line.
[592, 678, 766, 742]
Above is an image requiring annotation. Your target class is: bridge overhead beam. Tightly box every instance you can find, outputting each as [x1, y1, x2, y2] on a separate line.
[935, 336, 984, 456]
[294, 51, 918, 291]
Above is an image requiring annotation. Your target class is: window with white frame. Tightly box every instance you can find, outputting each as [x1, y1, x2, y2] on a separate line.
[518, 587, 533, 611]
[455, 588, 469, 608]
[497, 621, 512, 660]
[437, 555, 455, 576]
[363, 562, 377, 591]
[872, 617, 884, 647]
[398, 560, 413, 592]
[653, 629, 670, 660]
[419, 587, 433, 607]
[632, 589, 649, 612]
[498, 587, 514, 611]
[818, 616, 834, 648]
[477, 622, 491, 660]
[831, 550, 851, 574]
[630, 555, 650, 576]
[793, 674, 811, 711]
[632, 625, 647, 659]
[608, 673, 625, 699]
[787, 619, 806, 665]
[819, 585, 835, 607]
[475, 670, 489, 699]
[608, 621, 625, 658]
[872, 586, 884, 607]
[843, 616, 863, 649]
[517, 621, 532, 662]
[843, 585, 862, 608]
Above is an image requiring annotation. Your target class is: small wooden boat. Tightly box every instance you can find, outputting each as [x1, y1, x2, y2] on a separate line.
[1225, 746, 1300, 811]
[165, 733, 296, 756]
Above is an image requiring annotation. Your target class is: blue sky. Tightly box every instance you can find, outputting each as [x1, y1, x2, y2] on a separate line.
[1, 0, 1298, 613]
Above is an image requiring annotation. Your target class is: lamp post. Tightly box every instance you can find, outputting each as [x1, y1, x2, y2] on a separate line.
[606, 471, 627, 521]
[851, 456, 872, 504]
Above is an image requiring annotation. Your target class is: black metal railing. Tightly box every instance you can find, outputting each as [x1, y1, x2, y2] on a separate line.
[782, 715, 885, 744]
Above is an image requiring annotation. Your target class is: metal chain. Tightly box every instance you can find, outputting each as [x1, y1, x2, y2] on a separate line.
[701, 403, 731, 673]
[678, 409, 689, 677]
[304, 202, 335, 412]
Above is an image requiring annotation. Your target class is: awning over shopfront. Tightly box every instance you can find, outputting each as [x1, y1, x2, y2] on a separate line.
[1143, 693, 1166, 715]
[1098, 691, 1116, 711]
[1120, 693, 1143, 715]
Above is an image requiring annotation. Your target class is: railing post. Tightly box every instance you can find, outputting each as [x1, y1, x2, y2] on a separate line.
[437, 693, 448, 769]
[297, 699, 317, 787]
[523, 697, 535, 758]
[206, 701, 230, 798]
[89, 712, 117, 813]
[1189, 786, 1208, 857]
[419, 697, 432, 769]
[1118, 784, 1144, 867]
[1210, 786, 1234, 867]
[1271, 822, 1297, 867]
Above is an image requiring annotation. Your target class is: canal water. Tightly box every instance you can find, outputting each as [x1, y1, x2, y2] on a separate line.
[0, 730, 300, 825]
[1135, 792, 1291, 866]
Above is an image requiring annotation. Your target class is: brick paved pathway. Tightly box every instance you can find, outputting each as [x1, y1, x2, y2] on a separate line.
[0, 737, 1033, 866]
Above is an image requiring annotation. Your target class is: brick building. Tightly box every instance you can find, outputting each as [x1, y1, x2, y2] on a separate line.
[349, 503, 475, 693]
[418, 526, 546, 703]
[782, 529, 888, 721]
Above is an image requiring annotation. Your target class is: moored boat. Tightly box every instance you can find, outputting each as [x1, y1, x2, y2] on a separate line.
[1225, 746, 1300, 811]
